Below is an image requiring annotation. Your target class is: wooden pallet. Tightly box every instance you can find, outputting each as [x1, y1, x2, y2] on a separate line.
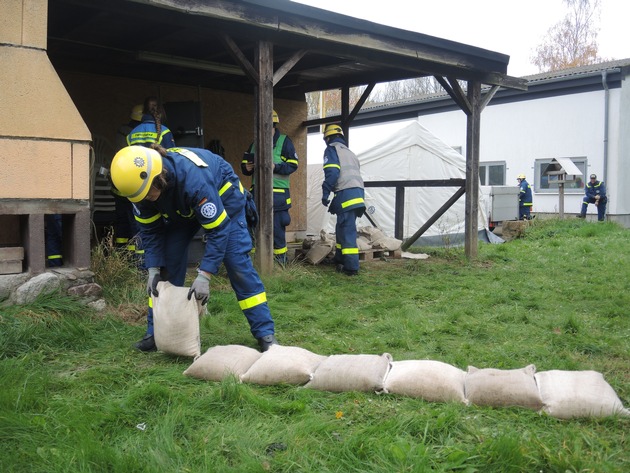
[358, 249, 402, 260]
[294, 247, 401, 261]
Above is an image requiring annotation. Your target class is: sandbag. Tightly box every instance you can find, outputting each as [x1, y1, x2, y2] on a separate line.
[304, 230, 335, 264]
[152, 281, 203, 357]
[240, 345, 327, 386]
[465, 364, 543, 410]
[383, 360, 467, 404]
[183, 345, 262, 381]
[357, 235, 372, 251]
[305, 353, 392, 393]
[535, 370, 630, 419]
[305, 243, 334, 264]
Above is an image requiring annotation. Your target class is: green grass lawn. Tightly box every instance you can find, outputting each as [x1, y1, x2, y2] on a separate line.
[1, 218, 628, 472]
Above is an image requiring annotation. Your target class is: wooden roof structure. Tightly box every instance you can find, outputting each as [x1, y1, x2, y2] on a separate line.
[48, 0, 527, 271]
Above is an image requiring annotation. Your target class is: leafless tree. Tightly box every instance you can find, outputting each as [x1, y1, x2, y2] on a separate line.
[531, 0, 603, 72]
[306, 76, 443, 117]
[368, 77, 442, 103]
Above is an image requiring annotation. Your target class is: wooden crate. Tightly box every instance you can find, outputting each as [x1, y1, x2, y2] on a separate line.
[0, 247, 24, 275]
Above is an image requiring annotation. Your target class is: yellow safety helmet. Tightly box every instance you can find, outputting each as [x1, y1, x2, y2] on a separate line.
[517, 173, 526, 180]
[130, 104, 143, 122]
[323, 123, 343, 138]
[272, 110, 279, 124]
[110, 146, 163, 202]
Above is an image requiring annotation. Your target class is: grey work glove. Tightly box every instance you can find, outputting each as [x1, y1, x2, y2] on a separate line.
[146, 267, 162, 297]
[188, 271, 211, 305]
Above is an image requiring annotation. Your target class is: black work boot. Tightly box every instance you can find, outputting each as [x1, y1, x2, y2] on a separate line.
[257, 334, 278, 352]
[336, 264, 358, 276]
[133, 334, 157, 352]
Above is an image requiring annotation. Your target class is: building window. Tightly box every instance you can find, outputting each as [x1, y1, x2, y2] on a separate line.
[479, 162, 506, 186]
[535, 157, 587, 193]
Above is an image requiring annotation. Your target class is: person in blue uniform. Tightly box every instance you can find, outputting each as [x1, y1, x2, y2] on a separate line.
[516, 173, 533, 220]
[109, 145, 278, 353]
[112, 104, 143, 260]
[241, 110, 298, 264]
[321, 124, 365, 276]
[127, 96, 176, 149]
[579, 173, 607, 221]
[44, 214, 63, 267]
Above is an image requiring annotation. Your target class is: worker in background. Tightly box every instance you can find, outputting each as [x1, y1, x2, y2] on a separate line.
[115, 104, 142, 150]
[127, 96, 176, 149]
[44, 214, 63, 267]
[110, 145, 278, 353]
[241, 110, 298, 265]
[579, 173, 607, 221]
[123, 97, 175, 265]
[112, 104, 143, 261]
[321, 124, 365, 276]
[516, 173, 533, 220]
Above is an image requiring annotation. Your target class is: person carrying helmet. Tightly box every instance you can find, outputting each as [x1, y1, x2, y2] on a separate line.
[241, 110, 299, 265]
[110, 145, 278, 353]
[321, 124, 365, 276]
[112, 104, 143, 259]
[127, 96, 176, 149]
[516, 173, 533, 220]
[579, 173, 607, 221]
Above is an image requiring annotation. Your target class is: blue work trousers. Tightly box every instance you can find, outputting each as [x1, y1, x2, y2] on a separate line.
[45, 214, 63, 267]
[146, 208, 274, 339]
[581, 197, 607, 221]
[334, 208, 362, 272]
[273, 209, 291, 263]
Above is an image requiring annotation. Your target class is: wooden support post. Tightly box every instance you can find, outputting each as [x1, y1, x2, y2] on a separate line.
[253, 40, 274, 275]
[464, 81, 481, 259]
[394, 186, 405, 240]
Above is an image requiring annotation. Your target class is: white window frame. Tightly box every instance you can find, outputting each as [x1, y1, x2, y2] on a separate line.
[479, 161, 506, 186]
[535, 157, 587, 194]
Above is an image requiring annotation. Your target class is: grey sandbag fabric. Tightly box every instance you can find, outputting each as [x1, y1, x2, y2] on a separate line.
[465, 364, 543, 410]
[152, 281, 203, 357]
[384, 360, 467, 404]
[535, 370, 630, 419]
[305, 353, 393, 393]
[305, 230, 335, 264]
[240, 345, 327, 385]
[183, 345, 262, 381]
[357, 226, 402, 251]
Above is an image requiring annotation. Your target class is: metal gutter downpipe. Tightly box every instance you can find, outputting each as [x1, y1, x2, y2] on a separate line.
[601, 70, 609, 183]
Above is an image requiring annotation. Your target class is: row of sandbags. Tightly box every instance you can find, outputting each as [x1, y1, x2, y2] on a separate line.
[151, 283, 629, 420]
[183, 344, 629, 420]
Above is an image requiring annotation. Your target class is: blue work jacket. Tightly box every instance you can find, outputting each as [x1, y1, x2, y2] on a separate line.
[127, 114, 176, 149]
[133, 147, 245, 274]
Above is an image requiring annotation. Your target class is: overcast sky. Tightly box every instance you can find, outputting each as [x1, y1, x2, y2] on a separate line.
[291, 0, 629, 77]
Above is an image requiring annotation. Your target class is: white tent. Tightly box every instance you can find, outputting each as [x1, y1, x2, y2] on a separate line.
[307, 121, 490, 246]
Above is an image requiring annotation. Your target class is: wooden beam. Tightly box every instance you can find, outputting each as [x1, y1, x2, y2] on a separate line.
[446, 77, 472, 115]
[480, 85, 500, 112]
[341, 86, 350, 142]
[220, 33, 259, 84]
[273, 49, 307, 86]
[464, 81, 481, 259]
[347, 83, 375, 123]
[434, 76, 470, 115]
[401, 186, 466, 251]
[253, 40, 274, 275]
[364, 179, 465, 188]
